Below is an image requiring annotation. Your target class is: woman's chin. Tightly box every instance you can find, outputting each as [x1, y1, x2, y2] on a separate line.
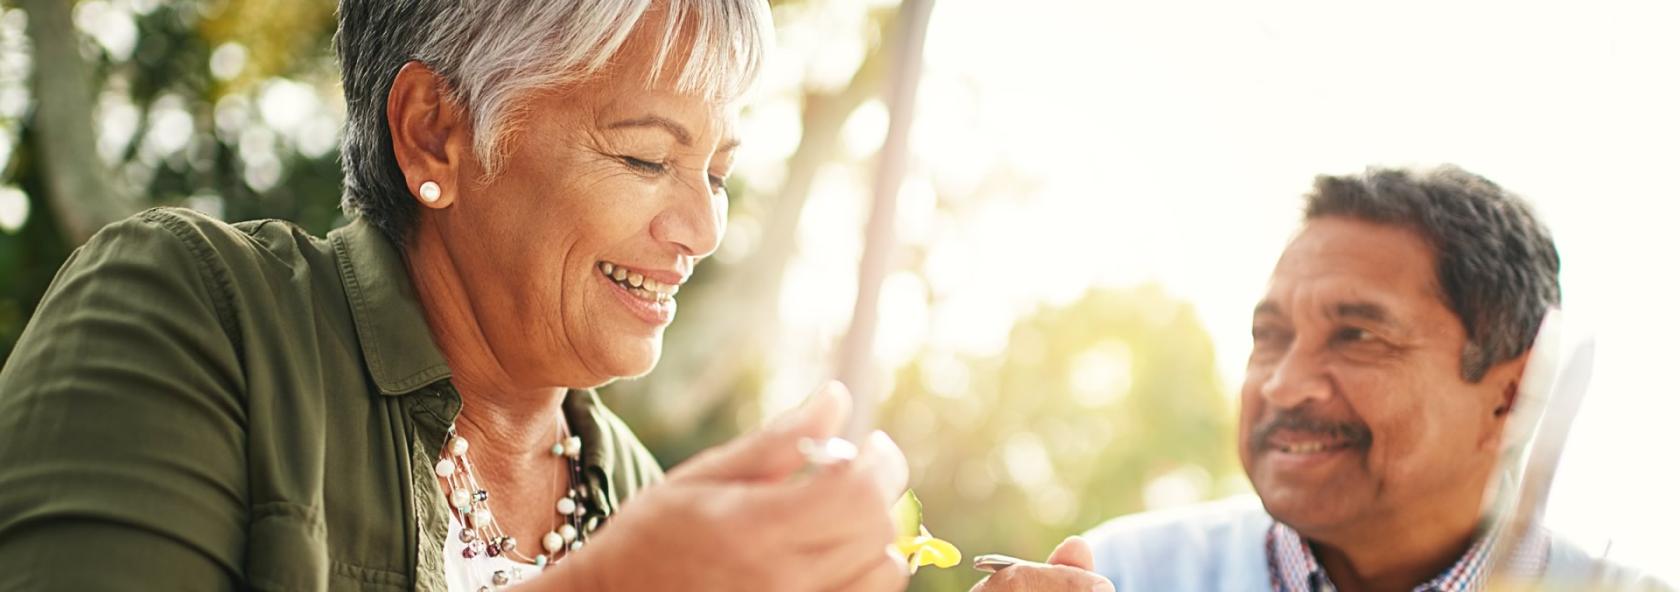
[583, 338, 664, 384]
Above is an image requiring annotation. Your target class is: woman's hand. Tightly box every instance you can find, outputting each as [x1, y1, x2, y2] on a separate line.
[545, 383, 910, 592]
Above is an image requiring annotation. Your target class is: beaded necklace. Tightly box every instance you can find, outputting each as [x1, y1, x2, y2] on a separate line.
[434, 411, 592, 589]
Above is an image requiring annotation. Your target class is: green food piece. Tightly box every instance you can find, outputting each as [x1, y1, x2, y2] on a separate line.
[891, 489, 923, 538]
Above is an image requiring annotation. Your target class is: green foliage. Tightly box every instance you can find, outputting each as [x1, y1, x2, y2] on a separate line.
[0, 0, 344, 361]
[884, 285, 1242, 591]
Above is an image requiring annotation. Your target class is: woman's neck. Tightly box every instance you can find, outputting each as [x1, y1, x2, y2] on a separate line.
[404, 218, 570, 449]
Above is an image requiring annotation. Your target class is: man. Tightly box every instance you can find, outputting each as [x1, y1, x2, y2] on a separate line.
[974, 165, 1670, 591]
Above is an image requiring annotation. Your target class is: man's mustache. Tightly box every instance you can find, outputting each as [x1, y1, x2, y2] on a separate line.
[1250, 408, 1373, 453]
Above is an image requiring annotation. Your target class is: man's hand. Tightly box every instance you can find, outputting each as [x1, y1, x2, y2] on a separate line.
[547, 382, 911, 592]
[969, 536, 1116, 592]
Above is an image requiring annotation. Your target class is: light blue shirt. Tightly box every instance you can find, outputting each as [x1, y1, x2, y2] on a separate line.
[1083, 495, 1674, 591]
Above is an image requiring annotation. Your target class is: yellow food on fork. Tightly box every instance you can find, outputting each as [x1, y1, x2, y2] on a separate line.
[892, 490, 961, 572]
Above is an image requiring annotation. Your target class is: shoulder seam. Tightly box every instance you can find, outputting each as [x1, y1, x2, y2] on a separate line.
[138, 209, 248, 364]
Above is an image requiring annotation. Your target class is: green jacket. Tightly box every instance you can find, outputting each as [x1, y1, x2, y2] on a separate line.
[0, 208, 664, 590]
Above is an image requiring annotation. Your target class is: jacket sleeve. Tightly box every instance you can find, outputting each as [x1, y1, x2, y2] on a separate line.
[0, 210, 248, 590]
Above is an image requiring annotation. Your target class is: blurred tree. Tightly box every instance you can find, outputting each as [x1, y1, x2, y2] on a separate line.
[17, 0, 137, 242]
[0, 0, 340, 360]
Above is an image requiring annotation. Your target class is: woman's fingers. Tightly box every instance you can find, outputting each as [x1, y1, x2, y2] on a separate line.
[672, 382, 851, 482]
[826, 550, 910, 592]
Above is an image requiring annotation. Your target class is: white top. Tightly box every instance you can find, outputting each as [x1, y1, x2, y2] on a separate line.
[444, 513, 545, 592]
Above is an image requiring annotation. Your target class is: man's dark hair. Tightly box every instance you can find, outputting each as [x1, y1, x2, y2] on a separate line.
[1305, 165, 1561, 382]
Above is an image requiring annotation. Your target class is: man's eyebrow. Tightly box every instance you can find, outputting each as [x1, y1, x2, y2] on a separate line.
[606, 116, 693, 146]
[1330, 301, 1394, 325]
[1253, 301, 1282, 317]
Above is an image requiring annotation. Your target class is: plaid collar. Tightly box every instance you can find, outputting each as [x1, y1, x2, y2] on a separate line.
[1264, 519, 1550, 592]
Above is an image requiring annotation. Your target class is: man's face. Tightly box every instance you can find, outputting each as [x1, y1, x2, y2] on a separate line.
[1239, 216, 1519, 539]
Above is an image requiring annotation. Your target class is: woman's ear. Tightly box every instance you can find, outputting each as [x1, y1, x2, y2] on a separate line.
[387, 61, 470, 209]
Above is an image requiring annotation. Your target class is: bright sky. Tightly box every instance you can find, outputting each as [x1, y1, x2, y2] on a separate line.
[760, 0, 1680, 581]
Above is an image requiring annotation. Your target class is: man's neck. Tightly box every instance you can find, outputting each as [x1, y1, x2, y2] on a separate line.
[1305, 496, 1486, 592]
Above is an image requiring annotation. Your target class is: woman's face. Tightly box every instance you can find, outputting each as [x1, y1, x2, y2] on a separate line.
[437, 53, 738, 389]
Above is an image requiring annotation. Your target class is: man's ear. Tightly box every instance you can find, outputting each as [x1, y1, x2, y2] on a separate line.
[1479, 350, 1530, 451]
[387, 61, 470, 209]
[1493, 350, 1531, 417]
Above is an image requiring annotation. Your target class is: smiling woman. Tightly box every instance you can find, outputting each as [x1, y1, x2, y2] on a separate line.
[0, 1, 913, 591]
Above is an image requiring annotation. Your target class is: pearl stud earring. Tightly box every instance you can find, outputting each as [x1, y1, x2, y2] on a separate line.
[419, 181, 442, 203]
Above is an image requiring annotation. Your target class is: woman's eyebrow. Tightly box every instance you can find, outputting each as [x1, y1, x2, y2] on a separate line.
[606, 116, 693, 146]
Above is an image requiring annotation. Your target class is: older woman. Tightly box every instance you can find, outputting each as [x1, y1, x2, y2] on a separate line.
[0, 1, 908, 590]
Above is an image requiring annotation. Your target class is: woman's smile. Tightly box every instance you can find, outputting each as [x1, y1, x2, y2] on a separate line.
[595, 260, 680, 325]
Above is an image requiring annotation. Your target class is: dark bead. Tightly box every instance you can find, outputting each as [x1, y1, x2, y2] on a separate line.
[462, 546, 477, 559]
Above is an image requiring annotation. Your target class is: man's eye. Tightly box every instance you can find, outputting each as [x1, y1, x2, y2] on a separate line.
[1333, 327, 1374, 343]
[622, 157, 667, 174]
[708, 174, 727, 193]
[1252, 326, 1290, 345]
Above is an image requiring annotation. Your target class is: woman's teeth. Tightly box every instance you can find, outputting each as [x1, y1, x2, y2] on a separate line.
[598, 262, 677, 303]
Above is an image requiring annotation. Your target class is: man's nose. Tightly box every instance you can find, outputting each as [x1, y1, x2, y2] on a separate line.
[1258, 347, 1333, 409]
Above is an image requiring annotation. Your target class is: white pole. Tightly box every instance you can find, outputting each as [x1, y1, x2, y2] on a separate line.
[835, 0, 936, 439]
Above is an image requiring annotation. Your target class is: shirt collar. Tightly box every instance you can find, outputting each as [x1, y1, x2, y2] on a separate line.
[330, 218, 452, 395]
[1265, 519, 1550, 592]
[562, 388, 614, 476]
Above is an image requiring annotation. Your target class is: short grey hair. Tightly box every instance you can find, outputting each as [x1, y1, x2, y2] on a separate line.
[336, 0, 772, 245]
[1304, 165, 1562, 382]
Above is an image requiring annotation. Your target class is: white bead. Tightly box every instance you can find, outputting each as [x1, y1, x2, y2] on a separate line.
[549, 443, 566, 457]
[450, 489, 471, 509]
[570, 540, 584, 552]
[449, 436, 470, 456]
[433, 458, 456, 477]
[559, 523, 578, 543]
[419, 181, 442, 203]
[563, 436, 583, 459]
[556, 497, 577, 516]
[534, 555, 547, 568]
[471, 508, 492, 528]
[542, 531, 564, 553]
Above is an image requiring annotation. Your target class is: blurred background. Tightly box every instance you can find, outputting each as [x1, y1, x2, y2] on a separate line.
[1, 0, 1676, 589]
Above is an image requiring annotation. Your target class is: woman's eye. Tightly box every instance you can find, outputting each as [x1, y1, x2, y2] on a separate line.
[622, 157, 667, 174]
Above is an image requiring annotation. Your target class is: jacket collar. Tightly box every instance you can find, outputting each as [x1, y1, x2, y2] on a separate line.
[330, 218, 452, 395]
[329, 218, 615, 475]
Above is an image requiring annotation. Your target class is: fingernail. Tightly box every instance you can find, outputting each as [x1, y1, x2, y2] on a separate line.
[771, 387, 830, 430]
[798, 437, 858, 465]
[885, 545, 913, 576]
[868, 429, 895, 448]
